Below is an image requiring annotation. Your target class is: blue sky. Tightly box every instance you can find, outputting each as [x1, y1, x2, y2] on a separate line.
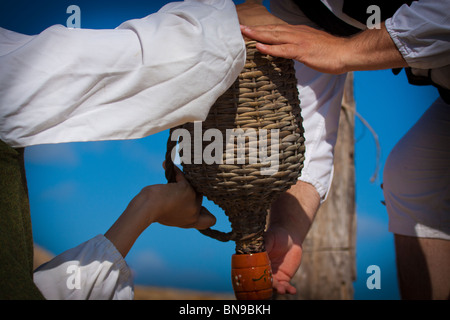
[1, 0, 440, 299]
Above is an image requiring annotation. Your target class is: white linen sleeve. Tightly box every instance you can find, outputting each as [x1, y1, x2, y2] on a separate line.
[33, 235, 133, 300]
[385, 0, 450, 69]
[0, 0, 245, 148]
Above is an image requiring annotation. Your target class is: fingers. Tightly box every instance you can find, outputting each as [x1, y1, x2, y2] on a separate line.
[163, 161, 187, 184]
[189, 206, 216, 230]
[240, 24, 296, 45]
[240, 24, 302, 60]
[172, 164, 186, 183]
[255, 43, 299, 60]
[264, 229, 275, 253]
[162, 159, 205, 214]
[273, 279, 297, 295]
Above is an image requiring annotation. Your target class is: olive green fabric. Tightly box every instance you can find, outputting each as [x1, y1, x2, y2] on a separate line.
[0, 140, 45, 299]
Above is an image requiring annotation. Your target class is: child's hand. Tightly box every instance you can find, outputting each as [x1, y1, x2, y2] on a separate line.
[105, 163, 216, 258]
[148, 164, 216, 230]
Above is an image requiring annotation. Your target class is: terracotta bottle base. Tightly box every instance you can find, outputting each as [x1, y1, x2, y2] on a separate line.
[231, 251, 273, 300]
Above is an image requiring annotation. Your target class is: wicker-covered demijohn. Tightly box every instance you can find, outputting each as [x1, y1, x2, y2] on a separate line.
[165, 41, 305, 255]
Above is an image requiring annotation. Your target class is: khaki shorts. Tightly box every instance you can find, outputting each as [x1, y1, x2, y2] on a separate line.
[383, 98, 450, 240]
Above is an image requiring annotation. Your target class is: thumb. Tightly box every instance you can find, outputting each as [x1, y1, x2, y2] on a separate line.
[192, 206, 217, 230]
[172, 164, 187, 184]
[162, 161, 186, 183]
[264, 228, 275, 254]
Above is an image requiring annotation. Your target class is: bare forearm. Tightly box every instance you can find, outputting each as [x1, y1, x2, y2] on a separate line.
[104, 190, 155, 258]
[104, 215, 146, 259]
[244, 0, 263, 4]
[342, 22, 408, 72]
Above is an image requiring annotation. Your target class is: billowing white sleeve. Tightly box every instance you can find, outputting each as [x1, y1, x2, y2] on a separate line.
[33, 235, 133, 300]
[0, 0, 245, 148]
[385, 0, 450, 69]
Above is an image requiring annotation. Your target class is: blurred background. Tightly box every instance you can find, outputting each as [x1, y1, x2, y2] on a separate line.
[0, 0, 439, 299]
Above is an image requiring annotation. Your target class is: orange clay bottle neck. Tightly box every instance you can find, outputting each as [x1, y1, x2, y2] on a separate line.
[231, 251, 273, 300]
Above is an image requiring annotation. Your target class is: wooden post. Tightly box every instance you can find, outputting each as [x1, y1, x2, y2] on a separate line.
[276, 72, 357, 300]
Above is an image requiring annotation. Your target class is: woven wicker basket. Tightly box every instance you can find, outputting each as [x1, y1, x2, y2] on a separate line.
[165, 41, 305, 255]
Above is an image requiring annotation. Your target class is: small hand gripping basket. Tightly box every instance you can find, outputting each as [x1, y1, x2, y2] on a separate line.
[165, 41, 305, 299]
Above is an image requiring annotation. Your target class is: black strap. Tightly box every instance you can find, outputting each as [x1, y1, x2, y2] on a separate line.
[291, 0, 361, 36]
[342, 0, 413, 25]
[292, 0, 413, 37]
[405, 68, 450, 104]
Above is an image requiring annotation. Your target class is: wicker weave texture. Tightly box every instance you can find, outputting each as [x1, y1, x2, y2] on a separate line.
[166, 41, 305, 254]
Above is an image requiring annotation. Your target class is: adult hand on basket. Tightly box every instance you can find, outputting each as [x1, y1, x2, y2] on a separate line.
[265, 180, 320, 295]
[237, 1, 350, 74]
[240, 22, 408, 74]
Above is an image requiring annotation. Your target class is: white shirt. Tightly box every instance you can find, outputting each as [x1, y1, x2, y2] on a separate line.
[385, 0, 450, 70]
[34, 235, 133, 300]
[385, 0, 450, 90]
[0, 0, 245, 148]
[0, 0, 245, 299]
